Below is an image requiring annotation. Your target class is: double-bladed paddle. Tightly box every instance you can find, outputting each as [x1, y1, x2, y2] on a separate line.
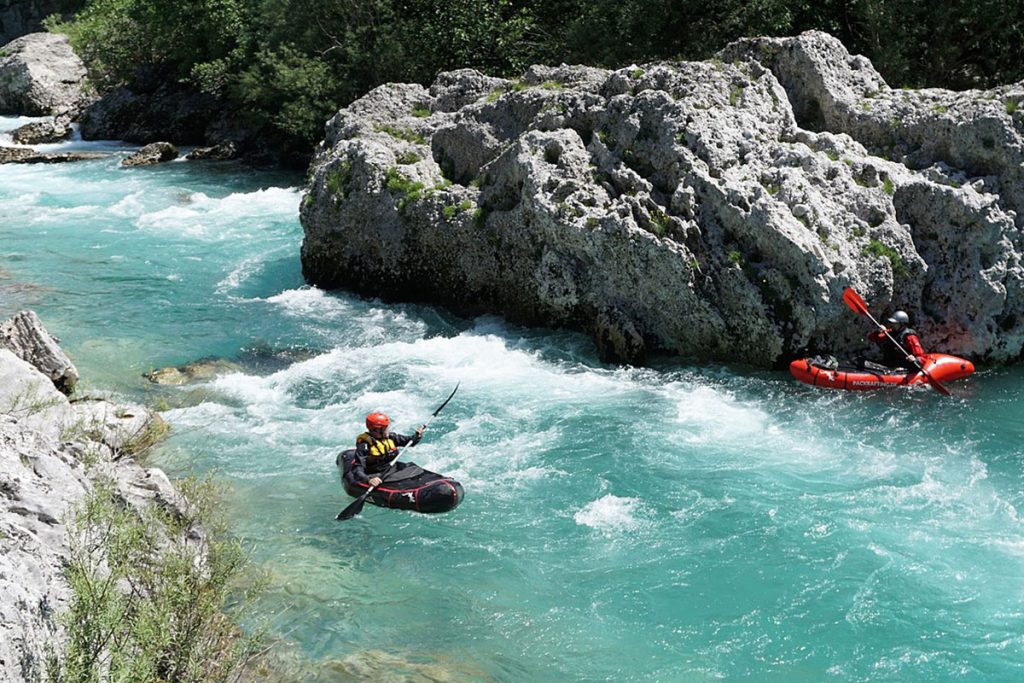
[841, 288, 950, 396]
[336, 383, 460, 521]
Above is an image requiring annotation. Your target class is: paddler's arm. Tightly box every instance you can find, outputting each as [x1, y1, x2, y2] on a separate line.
[905, 332, 926, 363]
[350, 445, 373, 484]
[392, 426, 425, 448]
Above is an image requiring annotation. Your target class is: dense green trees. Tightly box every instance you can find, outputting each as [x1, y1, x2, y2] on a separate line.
[47, 0, 1024, 153]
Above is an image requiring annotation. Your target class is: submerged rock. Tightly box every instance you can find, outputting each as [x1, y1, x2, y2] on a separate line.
[301, 31, 1024, 365]
[0, 145, 105, 163]
[0, 32, 91, 115]
[144, 358, 242, 385]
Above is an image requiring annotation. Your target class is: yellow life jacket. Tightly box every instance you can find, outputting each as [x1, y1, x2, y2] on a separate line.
[356, 432, 397, 468]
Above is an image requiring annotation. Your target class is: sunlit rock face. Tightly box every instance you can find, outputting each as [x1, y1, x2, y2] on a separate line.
[302, 31, 1024, 365]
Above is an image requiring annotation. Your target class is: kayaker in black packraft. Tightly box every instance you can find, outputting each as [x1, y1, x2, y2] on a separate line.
[866, 310, 927, 370]
[352, 411, 424, 487]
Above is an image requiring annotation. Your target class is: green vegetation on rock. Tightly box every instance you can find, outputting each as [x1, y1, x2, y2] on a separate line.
[47, 476, 264, 683]
[863, 238, 907, 276]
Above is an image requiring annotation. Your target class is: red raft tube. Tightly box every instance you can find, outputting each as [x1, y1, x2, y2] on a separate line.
[790, 353, 975, 391]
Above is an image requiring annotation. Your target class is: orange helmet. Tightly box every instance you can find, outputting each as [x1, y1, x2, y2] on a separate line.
[365, 412, 390, 431]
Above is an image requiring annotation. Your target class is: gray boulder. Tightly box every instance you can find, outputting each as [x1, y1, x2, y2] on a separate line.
[122, 141, 179, 167]
[184, 141, 237, 161]
[301, 32, 1024, 365]
[10, 113, 72, 143]
[0, 32, 90, 115]
[0, 310, 77, 393]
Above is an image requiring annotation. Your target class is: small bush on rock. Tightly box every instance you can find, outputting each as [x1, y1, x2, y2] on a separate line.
[47, 476, 265, 683]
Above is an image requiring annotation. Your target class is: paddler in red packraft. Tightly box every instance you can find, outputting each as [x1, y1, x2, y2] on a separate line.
[352, 412, 424, 487]
[867, 310, 926, 370]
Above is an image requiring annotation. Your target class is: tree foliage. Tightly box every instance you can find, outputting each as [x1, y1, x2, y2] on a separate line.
[49, 0, 1024, 152]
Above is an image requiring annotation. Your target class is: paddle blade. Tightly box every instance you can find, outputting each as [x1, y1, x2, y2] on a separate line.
[923, 371, 952, 396]
[336, 493, 368, 521]
[842, 287, 869, 316]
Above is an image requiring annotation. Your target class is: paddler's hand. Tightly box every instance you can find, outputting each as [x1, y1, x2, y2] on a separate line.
[368, 476, 382, 487]
[906, 354, 917, 363]
[415, 426, 424, 439]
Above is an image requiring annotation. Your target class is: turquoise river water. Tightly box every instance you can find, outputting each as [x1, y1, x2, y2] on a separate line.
[2, 116, 1024, 682]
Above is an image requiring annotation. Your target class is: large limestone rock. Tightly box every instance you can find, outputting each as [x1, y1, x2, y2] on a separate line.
[301, 32, 1024, 365]
[0, 32, 90, 115]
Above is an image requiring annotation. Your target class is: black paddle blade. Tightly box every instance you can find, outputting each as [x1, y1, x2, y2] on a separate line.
[336, 493, 369, 521]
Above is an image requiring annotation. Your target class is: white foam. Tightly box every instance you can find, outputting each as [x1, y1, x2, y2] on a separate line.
[135, 187, 301, 238]
[574, 494, 644, 532]
[217, 254, 266, 293]
[672, 383, 771, 443]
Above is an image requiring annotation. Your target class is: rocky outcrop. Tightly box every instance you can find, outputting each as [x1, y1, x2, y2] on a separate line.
[0, 310, 77, 393]
[185, 141, 237, 161]
[78, 66, 268, 162]
[301, 32, 1024, 365]
[121, 140, 178, 167]
[80, 78, 218, 144]
[0, 312, 178, 682]
[10, 114, 72, 143]
[0, 32, 91, 115]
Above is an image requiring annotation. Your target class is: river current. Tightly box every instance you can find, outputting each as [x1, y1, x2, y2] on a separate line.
[2, 117, 1023, 682]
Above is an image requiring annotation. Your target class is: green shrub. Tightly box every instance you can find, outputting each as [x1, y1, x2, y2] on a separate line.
[728, 250, 744, 267]
[374, 124, 426, 145]
[411, 106, 431, 118]
[325, 160, 352, 200]
[882, 177, 895, 195]
[396, 151, 422, 165]
[729, 84, 744, 106]
[649, 208, 671, 236]
[863, 239, 907, 275]
[473, 207, 489, 228]
[384, 167, 426, 211]
[443, 201, 472, 220]
[47, 476, 264, 683]
[1007, 100, 1019, 115]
